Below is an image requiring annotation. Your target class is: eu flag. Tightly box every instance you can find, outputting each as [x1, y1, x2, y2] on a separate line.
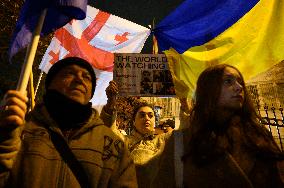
[9, 0, 88, 59]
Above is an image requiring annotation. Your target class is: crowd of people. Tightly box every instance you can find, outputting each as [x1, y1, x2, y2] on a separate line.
[0, 57, 283, 187]
[101, 81, 172, 187]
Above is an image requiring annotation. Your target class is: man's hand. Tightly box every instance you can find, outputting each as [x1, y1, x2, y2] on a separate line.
[0, 90, 28, 130]
[106, 81, 118, 102]
[104, 81, 119, 114]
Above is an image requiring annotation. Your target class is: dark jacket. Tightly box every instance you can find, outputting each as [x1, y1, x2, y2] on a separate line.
[152, 117, 284, 188]
[0, 103, 137, 188]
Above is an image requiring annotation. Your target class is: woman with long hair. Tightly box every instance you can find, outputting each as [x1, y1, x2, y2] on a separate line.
[153, 64, 284, 188]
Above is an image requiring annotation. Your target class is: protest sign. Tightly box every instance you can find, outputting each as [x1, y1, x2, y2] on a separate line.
[114, 53, 175, 96]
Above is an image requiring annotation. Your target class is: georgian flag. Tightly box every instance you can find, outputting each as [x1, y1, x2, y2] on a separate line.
[39, 5, 150, 112]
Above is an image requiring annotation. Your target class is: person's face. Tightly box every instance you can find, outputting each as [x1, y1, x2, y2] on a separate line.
[48, 64, 93, 105]
[134, 106, 155, 135]
[218, 67, 244, 111]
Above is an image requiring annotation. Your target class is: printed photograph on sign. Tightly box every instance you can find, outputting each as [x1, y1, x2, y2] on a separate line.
[114, 53, 175, 96]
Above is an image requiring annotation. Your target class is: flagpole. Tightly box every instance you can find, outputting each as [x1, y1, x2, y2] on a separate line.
[152, 18, 158, 54]
[34, 71, 43, 98]
[28, 72, 35, 111]
[16, 8, 47, 93]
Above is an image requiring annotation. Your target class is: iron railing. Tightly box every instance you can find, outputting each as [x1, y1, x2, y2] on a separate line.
[257, 105, 284, 151]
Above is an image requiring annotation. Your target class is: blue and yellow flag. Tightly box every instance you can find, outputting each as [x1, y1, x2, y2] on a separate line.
[154, 0, 284, 98]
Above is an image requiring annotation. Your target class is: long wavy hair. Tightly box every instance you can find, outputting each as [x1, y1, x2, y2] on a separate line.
[184, 64, 283, 165]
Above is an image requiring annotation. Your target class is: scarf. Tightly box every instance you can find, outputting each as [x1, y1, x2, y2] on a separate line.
[44, 89, 92, 130]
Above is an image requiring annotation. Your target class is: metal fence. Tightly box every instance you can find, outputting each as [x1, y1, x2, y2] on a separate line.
[257, 105, 284, 151]
[247, 85, 284, 151]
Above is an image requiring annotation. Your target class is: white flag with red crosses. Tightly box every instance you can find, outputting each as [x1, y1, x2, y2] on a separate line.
[39, 5, 150, 112]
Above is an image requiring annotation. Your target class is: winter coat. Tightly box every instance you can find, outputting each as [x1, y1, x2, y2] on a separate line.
[152, 118, 284, 188]
[100, 107, 173, 188]
[125, 130, 172, 188]
[0, 103, 137, 188]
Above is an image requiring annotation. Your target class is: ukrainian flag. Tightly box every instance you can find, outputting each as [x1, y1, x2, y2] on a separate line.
[154, 0, 284, 98]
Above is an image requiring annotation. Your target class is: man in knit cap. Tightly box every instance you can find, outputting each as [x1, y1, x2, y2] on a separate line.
[0, 57, 137, 188]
